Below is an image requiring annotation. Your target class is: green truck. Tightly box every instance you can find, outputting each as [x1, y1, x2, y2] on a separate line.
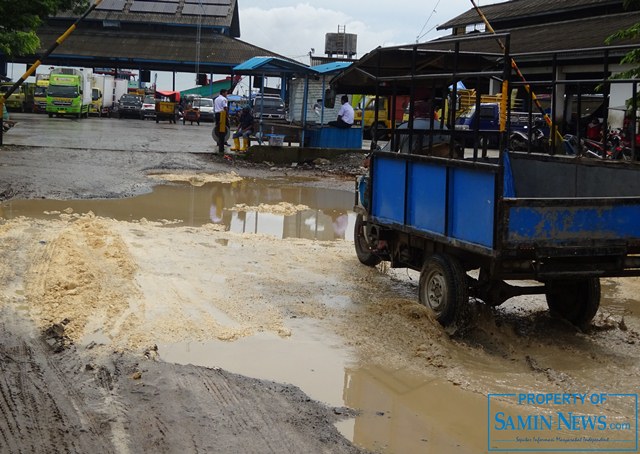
[46, 68, 92, 118]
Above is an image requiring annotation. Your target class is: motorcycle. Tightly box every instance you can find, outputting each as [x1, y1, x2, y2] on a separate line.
[509, 121, 549, 153]
[563, 132, 633, 161]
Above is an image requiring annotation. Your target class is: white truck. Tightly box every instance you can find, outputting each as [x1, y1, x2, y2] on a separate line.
[90, 74, 128, 117]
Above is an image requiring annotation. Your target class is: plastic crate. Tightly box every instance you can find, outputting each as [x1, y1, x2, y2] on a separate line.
[269, 134, 285, 146]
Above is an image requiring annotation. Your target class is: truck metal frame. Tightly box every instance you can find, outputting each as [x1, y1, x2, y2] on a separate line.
[337, 33, 640, 329]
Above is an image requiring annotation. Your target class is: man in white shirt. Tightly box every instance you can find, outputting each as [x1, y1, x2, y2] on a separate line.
[213, 89, 228, 154]
[329, 95, 354, 128]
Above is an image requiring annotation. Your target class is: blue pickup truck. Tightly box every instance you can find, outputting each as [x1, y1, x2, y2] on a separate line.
[332, 34, 640, 330]
[455, 102, 546, 147]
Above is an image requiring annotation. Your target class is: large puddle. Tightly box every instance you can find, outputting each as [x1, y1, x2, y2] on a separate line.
[0, 177, 356, 241]
[3, 177, 635, 453]
[0, 176, 497, 452]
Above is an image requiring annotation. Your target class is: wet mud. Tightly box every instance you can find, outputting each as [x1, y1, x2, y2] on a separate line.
[0, 113, 638, 453]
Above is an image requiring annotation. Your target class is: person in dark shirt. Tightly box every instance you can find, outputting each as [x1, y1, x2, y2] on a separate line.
[231, 106, 254, 152]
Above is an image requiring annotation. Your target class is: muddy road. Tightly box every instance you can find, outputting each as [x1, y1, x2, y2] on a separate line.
[0, 113, 639, 453]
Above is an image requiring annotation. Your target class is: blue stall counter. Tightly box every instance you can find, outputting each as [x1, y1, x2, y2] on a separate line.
[306, 126, 363, 149]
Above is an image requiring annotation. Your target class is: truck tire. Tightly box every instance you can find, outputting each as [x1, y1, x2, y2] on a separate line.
[545, 278, 600, 328]
[354, 214, 381, 267]
[419, 254, 468, 326]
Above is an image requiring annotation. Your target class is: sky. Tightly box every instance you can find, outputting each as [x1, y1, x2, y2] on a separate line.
[6, 0, 509, 94]
[236, 0, 505, 62]
[195, 0, 509, 94]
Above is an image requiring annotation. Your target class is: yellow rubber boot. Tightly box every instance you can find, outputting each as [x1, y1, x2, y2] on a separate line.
[241, 137, 249, 151]
[231, 137, 240, 151]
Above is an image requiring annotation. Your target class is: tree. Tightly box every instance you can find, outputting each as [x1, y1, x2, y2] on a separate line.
[605, 0, 640, 79]
[0, 0, 88, 57]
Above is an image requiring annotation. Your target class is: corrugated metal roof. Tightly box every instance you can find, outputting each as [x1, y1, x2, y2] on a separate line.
[56, 0, 241, 36]
[428, 11, 640, 55]
[180, 78, 234, 97]
[330, 47, 500, 95]
[439, 0, 621, 29]
[312, 62, 352, 74]
[15, 25, 284, 74]
[233, 57, 314, 76]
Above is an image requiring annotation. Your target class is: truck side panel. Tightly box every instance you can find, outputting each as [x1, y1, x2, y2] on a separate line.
[505, 200, 640, 244]
[449, 168, 495, 248]
[501, 152, 640, 254]
[407, 162, 447, 233]
[371, 154, 496, 249]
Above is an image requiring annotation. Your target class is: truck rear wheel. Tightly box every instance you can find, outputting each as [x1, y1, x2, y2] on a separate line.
[354, 214, 381, 267]
[545, 278, 600, 328]
[419, 254, 468, 326]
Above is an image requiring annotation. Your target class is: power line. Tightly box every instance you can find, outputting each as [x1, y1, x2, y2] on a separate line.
[416, 0, 442, 43]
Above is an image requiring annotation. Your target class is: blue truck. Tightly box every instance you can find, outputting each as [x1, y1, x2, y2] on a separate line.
[332, 34, 640, 329]
[455, 102, 546, 147]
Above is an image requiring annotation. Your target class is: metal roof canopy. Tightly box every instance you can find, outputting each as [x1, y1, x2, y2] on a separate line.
[311, 61, 353, 74]
[233, 57, 316, 77]
[329, 34, 505, 95]
[233, 57, 318, 144]
[10, 24, 284, 76]
[439, 0, 622, 30]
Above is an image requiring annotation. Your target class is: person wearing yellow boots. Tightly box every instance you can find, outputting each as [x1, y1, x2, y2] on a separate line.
[213, 89, 229, 155]
[231, 106, 254, 152]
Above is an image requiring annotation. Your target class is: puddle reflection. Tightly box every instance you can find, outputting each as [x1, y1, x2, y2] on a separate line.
[0, 178, 356, 241]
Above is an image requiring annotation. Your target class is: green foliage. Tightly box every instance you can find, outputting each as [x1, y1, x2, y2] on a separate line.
[606, 1, 640, 108]
[0, 0, 88, 56]
[606, 4, 640, 81]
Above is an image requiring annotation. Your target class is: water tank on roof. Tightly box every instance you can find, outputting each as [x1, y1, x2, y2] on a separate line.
[324, 32, 357, 58]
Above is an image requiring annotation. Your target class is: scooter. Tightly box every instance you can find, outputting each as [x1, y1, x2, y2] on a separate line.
[509, 122, 548, 153]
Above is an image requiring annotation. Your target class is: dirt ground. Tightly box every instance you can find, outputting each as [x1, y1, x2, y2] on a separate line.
[1, 114, 639, 453]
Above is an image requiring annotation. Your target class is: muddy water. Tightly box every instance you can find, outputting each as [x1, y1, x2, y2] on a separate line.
[0, 178, 498, 452]
[4, 178, 639, 453]
[157, 318, 494, 453]
[0, 178, 356, 241]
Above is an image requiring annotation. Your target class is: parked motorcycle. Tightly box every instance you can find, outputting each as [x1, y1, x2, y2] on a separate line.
[563, 132, 633, 161]
[509, 121, 549, 153]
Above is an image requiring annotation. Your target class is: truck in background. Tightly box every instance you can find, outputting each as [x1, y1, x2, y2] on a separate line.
[108, 79, 136, 118]
[33, 73, 50, 113]
[46, 68, 92, 118]
[354, 95, 410, 139]
[89, 74, 127, 117]
[454, 102, 545, 146]
[1, 82, 35, 112]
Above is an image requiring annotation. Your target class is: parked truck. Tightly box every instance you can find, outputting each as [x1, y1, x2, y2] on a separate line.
[33, 73, 50, 113]
[454, 102, 546, 147]
[1, 81, 35, 112]
[354, 95, 410, 139]
[89, 74, 127, 117]
[46, 68, 92, 118]
[342, 35, 640, 330]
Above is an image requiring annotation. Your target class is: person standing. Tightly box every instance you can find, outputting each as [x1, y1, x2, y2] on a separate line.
[213, 89, 229, 155]
[328, 95, 354, 129]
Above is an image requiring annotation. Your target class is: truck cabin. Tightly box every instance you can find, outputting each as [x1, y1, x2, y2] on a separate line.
[48, 85, 79, 99]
